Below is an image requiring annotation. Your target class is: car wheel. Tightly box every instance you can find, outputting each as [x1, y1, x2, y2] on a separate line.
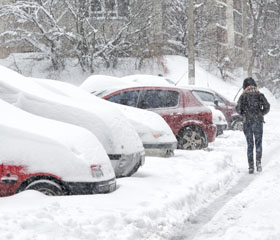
[25, 180, 63, 196]
[231, 119, 243, 131]
[178, 126, 206, 150]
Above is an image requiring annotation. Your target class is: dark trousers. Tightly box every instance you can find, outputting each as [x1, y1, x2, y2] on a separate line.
[243, 121, 263, 168]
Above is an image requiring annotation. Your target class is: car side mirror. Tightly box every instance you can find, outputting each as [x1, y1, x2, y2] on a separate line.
[214, 99, 219, 106]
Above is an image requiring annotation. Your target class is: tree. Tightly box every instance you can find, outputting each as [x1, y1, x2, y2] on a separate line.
[0, 0, 67, 70]
[163, 0, 232, 80]
[188, 0, 195, 85]
[0, 0, 153, 73]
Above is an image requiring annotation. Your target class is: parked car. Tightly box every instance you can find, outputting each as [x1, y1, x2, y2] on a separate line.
[0, 98, 116, 197]
[33, 77, 177, 158]
[82, 80, 217, 150]
[0, 66, 145, 178]
[186, 86, 243, 130]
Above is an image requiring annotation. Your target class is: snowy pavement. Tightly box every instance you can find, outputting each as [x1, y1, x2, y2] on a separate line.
[191, 104, 280, 240]
[0, 96, 279, 240]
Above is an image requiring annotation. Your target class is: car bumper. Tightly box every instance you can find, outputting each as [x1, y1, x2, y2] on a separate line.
[204, 123, 217, 143]
[143, 142, 177, 157]
[108, 151, 145, 177]
[64, 177, 116, 195]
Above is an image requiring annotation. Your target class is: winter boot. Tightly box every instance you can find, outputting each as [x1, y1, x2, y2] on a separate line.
[248, 167, 254, 174]
[256, 153, 262, 172]
[248, 158, 254, 174]
[256, 161, 262, 172]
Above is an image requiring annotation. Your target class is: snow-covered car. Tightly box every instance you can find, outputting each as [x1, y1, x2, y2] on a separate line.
[208, 106, 228, 136]
[33, 77, 177, 158]
[0, 66, 145, 178]
[0, 99, 116, 197]
[186, 86, 243, 130]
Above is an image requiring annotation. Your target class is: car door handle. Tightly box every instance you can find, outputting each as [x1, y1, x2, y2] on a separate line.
[171, 113, 181, 116]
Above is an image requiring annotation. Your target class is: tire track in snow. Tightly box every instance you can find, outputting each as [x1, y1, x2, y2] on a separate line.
[170, 144, 280, 240]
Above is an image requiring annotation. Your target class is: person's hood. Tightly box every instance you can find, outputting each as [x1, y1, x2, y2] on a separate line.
[243, 77, 257, 90]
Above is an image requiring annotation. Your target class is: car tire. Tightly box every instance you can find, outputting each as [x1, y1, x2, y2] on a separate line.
[231, 119, 243, 131]
[25, 180, 63, 196]
[178, 126, 206, 150]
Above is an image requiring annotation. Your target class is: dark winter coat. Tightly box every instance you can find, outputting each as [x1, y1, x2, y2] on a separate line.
[236, 85, 270, 123]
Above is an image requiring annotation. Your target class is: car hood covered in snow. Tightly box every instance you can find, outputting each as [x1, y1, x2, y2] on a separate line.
[0, 99, 114, 182]
[0, 66, 144, 156]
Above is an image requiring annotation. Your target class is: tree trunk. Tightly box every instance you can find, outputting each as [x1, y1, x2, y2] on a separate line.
[188, 0, 195, 85]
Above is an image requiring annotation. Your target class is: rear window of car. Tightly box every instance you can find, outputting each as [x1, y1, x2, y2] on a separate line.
[193, 91, 215, 103]
[214, 94, 226, 106]
[140, 90, 179, 109]
[107, 90, 141, 107]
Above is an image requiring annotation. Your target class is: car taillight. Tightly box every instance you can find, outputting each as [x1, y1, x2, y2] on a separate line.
[91, 165, 104, 178]
[152, 134, 161, 139]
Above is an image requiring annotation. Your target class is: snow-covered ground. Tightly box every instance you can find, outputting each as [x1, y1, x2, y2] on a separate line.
[0, 95, 278, 240]
[0, 55, 279, 239]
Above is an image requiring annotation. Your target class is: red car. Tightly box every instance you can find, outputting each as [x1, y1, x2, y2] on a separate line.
[96, 86, 217, 150]
[0, 97, 116, 197]
[0, 164, 116, 197]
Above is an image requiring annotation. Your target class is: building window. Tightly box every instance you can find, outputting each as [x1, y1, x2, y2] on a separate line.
[90, 0, 129, 19]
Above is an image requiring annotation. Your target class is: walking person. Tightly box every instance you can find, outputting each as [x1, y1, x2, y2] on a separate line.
[236, 77, 270, 174]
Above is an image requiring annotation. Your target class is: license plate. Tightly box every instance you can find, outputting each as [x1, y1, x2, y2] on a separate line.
[109, 183, 116, 192]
